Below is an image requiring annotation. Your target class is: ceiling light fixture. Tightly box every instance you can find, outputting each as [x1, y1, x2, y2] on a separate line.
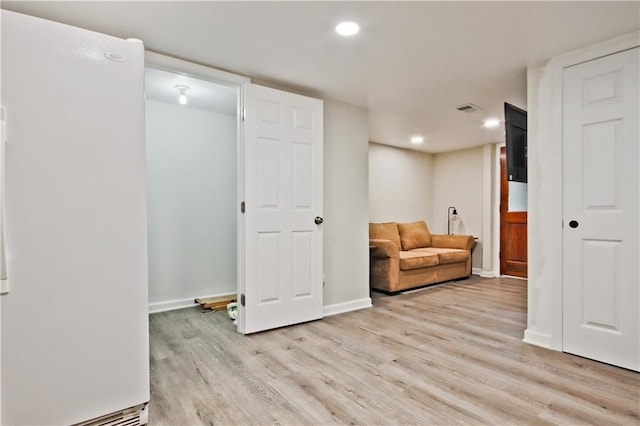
[175, 85, 190, 105]
[410, 136, 424, 144]
[483, 119, 501, 128]
[336, 21, 360, 36]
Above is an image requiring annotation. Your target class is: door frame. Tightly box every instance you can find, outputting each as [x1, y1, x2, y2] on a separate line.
[144, 52, 250, 314]
[524, 31, 639, 351]
[493, 142, 505, 278]
[499, 146, 528, 278]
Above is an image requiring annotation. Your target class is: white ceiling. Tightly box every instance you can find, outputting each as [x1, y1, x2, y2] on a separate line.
[3, 1, 639, 153]
[145, 67, 237, 115]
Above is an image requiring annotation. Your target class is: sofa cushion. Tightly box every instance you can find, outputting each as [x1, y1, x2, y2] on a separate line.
[369, 222, 401, 250]
[397, 221, 432, 250]
[410, 247, 468, 264]
[399, 251, 439, 270]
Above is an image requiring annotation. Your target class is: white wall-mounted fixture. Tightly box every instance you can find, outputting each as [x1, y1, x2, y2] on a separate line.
[336, 21, 360, 36]
[410, 136, 424, 144]
[175, 84, 190, 105]
[483, 118, 501, 128]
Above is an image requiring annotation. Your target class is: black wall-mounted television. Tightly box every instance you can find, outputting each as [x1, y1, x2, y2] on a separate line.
[504, 102, 527, 183]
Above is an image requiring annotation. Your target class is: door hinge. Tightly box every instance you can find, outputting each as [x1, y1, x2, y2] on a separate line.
[240, 201, 245, 214]
[241, 108, 246, 122]
[240, 294, 245, 306]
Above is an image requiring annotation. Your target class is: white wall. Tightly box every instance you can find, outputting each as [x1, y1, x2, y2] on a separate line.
[146, 100, 237, 311]
[323, 100, 371, 313]
[526, 60, 559, 348]
[432, 146, 485, 268]
[367, 142, 497, 274]
[368, 143, 434, 224]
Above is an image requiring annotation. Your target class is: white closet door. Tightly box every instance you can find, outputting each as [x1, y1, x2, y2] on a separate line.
[562, 47, 639, 371]
[240, 83, 323, 334]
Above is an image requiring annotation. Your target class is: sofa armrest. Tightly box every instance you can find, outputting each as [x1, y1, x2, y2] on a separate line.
[431, 234, 474, 251]
[369, 239, 399, 258]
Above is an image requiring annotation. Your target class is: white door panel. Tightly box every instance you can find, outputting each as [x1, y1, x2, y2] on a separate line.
[562, 47, 639, 371]
[241, 84, 323, 334]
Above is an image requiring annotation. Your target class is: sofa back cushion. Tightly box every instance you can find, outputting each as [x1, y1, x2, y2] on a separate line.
[397, 221, 432, 250]
[369, 222, 401, 250]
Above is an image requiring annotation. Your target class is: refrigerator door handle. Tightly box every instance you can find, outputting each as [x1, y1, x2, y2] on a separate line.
[1, 106, 8, 294]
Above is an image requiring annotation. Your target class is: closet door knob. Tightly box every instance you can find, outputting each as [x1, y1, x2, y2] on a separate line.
[314, 216, 324, 225]
[569, 220, 579, 228]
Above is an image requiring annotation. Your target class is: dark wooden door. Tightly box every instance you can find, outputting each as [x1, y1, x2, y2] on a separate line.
[500, 147, 528, 277]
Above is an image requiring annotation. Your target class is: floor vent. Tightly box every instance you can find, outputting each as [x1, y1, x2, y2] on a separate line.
[74, 403, 147, 426]
[456, 103, 482, 113]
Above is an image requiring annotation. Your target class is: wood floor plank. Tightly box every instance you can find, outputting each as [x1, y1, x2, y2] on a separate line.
[149, 276, 639, 425]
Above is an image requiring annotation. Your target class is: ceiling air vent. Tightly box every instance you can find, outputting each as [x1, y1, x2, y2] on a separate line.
[456, 103, 482, 113]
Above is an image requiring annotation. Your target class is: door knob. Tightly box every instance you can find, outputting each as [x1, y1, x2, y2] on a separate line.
[314, 216, 324, 225]
[569, 220, 579, 228]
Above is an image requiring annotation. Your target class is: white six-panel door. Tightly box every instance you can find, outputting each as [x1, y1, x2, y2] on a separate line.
[562, 47, 639, 371]
[240, 84, 323, 334]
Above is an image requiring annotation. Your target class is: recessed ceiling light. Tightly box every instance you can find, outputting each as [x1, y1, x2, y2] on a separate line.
[336, 21, 360, 36]
[410, 136, 424, 144]
[483, 119, 501, 128]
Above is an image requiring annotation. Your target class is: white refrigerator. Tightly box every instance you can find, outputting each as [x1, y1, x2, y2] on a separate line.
[1, 10, 150, 425]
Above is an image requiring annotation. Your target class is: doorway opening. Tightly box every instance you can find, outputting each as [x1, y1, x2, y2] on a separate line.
[144, 59, 243, 314]
[499, 146, 528, 278]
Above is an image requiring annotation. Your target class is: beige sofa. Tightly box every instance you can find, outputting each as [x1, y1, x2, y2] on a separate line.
[370, 221, 474, 293]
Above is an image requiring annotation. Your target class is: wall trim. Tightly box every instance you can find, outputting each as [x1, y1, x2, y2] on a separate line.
[481, 144, 493, 273]
[523, 329, 554, 349]
[323, 297, 372, 317]
[145, 51, 250, 85]
[479, 270, 496, 278]
[149, 292, 237, 314]
[472, 267, 482, 276]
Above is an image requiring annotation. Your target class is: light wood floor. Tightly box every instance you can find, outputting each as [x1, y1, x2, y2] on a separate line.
[149, 276, 639, 425]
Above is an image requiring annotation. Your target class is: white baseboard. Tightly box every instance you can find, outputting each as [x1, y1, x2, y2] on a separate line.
[472, 267, 482, 276]
[323, 297, 372, 317]
[153, 294, 372, 317]
[480, 270, 496, 278]
[523, 329, 553, 348]
[149, 292, 236, 314]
